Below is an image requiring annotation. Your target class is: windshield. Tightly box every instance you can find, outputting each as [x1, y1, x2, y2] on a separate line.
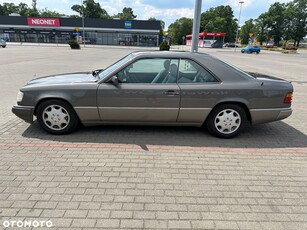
[97, 54, 133, 80]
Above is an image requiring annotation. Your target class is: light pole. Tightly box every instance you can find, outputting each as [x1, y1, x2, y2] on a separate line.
[81, 0, 85, 47]
[235, 1, 244, 52]
[191, 0, 202, 53]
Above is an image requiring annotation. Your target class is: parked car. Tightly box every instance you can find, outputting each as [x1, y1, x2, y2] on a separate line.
[12, 51, 293, 138]
[282, 45, 298, 50]
[224, 42, 239, 47]
[0, 39, 6, 48]
[241, 45, 261, 54]
[265, 42, 274, 48]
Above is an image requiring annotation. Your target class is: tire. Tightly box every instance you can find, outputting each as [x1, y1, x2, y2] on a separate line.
[206, 104, 247, 138]
[36, 99, 79, 134]
[241, 50, 244, 53]
[2, 46, 5, 48]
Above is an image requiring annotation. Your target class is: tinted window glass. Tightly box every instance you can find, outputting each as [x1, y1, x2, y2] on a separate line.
[117, 58, 179, 83]
[178, 59, 217, 83]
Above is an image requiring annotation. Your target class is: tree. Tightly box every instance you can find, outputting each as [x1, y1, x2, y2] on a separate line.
[168, 17, 193, 45]
[114, 7, 136, 20]
[265, 2, 287, 46]
[71, 0, 110, 19]
[240, 19, 256, 44]
[148, 17, 165, 30]
[200, 5, 237, 42]
[255, 13, 270, 45]
[1, 3, 19, 15]
[291, 0, 307, 46]
[40, 8, 65, 17]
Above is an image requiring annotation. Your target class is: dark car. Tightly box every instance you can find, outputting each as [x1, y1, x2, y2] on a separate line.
[241, 45, 261, 54]
[12, 51, 293, 138]
[283, 45, 298, 50]
[0, 39, 6, 48]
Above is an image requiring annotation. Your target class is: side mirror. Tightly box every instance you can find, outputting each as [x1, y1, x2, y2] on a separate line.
[111, 76, 119, 85]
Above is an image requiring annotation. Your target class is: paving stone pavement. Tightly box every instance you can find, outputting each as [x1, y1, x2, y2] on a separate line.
[0, 45, 306, 229]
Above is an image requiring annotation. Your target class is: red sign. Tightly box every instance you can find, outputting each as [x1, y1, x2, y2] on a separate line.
[186, 32, 226, 38]
[27, 17, 60, 27]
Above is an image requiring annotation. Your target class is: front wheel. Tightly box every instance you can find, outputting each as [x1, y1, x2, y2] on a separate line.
[206, 104, 247, 138]
[36, 99, 79, 134]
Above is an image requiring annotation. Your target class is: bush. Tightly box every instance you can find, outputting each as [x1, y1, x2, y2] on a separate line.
[159, 40, 170, 51]
[67, 39, 80, 49]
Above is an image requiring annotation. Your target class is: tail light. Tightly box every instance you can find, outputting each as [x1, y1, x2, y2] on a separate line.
[284, 92, 293, 104]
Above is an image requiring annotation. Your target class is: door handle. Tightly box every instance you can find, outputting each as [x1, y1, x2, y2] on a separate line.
[165, 90, 179, 96]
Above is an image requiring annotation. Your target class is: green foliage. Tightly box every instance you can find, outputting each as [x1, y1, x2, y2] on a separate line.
[67, 39, 81, 49]
[71, 0, 110, 19]
[148, 17, 165, 30]
[40, 8, 65, 17]
[159, 40, 170, 51]
[240, 19, 256, 44]
[114, 7, 136, 20]
[168, 17, 193, 45]
[200, 5, 236, 42]
[253, 0, 306, 47]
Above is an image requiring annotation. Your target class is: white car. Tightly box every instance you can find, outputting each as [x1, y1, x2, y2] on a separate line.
[0, 39, 6, 48]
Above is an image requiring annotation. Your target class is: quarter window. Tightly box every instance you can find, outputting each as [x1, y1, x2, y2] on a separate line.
[178, 59, 217, 83]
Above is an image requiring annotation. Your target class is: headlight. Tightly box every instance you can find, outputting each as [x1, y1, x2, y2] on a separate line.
[17, 91, 24, 103]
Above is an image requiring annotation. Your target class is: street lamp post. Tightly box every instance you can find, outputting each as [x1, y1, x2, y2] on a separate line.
[191, 0, 202, 53]
[81, 0, 85, 47]
[235, 1, 244, 52]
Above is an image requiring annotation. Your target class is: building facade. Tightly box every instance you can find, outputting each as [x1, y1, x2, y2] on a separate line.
[0, 16, 161, 46]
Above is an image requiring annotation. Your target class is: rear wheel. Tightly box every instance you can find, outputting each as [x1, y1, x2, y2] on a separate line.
[36, 99, 79, 134]
[206, 104, 247, 138]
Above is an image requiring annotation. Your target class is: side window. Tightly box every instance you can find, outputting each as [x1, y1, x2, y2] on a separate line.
[117, 58, 179, 84]
[178, 59, 217, 83]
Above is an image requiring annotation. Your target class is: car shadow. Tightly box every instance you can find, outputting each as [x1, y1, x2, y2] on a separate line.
[22, 121, 307, 149]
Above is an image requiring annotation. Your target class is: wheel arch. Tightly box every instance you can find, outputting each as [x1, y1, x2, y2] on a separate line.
[34, 97, 79, 122]
[204, 101, 251, 125]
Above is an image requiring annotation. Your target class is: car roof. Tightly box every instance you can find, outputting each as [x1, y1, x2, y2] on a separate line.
[127, 51, 253, 83]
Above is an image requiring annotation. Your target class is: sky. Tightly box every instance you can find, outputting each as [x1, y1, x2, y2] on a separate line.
[1, 0, 292, 29]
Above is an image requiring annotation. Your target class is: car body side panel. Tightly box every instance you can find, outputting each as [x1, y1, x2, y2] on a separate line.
[97, 83, 180, 122]
[20, 83, 100, 122]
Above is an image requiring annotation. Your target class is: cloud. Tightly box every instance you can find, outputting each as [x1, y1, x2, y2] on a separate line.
[0, 0, 32, 5]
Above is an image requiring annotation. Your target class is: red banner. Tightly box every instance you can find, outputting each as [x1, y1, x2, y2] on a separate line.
[27, 17, 60, 27]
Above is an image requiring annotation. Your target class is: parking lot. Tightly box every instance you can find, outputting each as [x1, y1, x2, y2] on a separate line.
[0, 44, 306, 229]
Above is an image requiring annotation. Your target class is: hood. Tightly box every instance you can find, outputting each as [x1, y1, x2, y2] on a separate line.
[26, 72, 97, 86]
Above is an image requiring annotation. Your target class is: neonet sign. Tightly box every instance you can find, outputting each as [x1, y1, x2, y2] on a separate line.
[27, 17, 60, 27]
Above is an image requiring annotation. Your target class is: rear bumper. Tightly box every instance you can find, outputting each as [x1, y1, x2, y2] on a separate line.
[12, 105, 34, 124]
[250, 108, 292, 125]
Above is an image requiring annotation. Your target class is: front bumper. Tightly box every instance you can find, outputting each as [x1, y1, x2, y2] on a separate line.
[12, 105, 34, 124]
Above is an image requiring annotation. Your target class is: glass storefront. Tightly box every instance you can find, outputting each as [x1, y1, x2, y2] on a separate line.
[0, 29, 159, 47]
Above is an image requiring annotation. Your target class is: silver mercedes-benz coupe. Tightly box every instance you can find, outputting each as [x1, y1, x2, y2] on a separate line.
[12, 51, 293, 138]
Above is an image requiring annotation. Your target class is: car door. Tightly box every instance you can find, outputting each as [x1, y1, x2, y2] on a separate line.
[97, 58, 181, 122]
[176, 58, 220, 124]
